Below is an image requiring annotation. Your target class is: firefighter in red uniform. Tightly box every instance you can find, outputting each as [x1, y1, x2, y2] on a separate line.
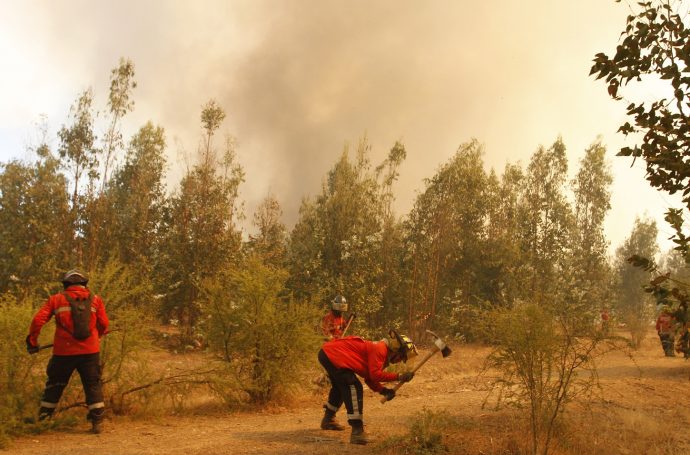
[321, 295, 348, 340]
[656, 306, 676, 357]
[25, 269, 109, 433]
[318, 329, 417, 444]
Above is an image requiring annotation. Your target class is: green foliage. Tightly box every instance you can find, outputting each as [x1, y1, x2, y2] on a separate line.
[157, 102, 243, 338]
[107, 122, 167, 272]
[247, 194, 288, 269]
[614, 217, 658, 348]
[86, 258, 157, 413]
[591, 1, 690, 332]
[569, 140, 614, 309]
[0, 154, 72, 298]
[591, 2, 690, 220]
[0, 294, 54, 446]
[516, 138, 574, 307]
[58, 88, 98, 214]
[102, 57, 137, 188]
[405, 139, 491, 340]
[287, 138, 398, 334]
[202, 256, 321, 403]
[485, 302, 604, 455]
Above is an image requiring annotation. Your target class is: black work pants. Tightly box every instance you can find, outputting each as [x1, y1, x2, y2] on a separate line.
[659, 332, 675, 357]
[40, 353, 105, 422]
[318, 349, 363, 423]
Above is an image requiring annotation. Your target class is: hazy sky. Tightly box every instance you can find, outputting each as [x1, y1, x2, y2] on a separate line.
[0, 1, 682, 254]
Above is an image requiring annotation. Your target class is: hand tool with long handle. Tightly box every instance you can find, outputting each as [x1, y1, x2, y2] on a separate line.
[380, 330, 452, 404]
[341, 312, 356, 337]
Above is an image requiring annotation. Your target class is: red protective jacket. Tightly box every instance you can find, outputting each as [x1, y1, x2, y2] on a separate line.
[321, 336, 400, 392]
[28, 285, 109, 355]
[321, 311, 346, 339]
[656, 313, 674, 334]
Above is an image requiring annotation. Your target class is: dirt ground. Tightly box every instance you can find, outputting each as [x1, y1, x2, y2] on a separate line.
[5, 329, 690, 455]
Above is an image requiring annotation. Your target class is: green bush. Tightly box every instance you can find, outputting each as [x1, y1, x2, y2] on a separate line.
[484, 302, 606, 455]
[202, 255, 322, 404]
[88, 258, 165, 414]
[0, 293, 52, 447]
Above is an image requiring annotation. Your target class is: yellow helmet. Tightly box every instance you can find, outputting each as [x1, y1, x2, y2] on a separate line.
[387, 329, 418, 362]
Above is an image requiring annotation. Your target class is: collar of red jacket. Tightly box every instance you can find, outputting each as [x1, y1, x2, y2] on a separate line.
[64, 285, 90, 298]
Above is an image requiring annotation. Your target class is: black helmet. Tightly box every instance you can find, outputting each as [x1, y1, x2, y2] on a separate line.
[332, 295, 348, 312]
[61, 269, 88, 286]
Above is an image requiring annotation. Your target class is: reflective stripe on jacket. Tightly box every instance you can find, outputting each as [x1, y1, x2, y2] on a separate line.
[29, 285, 109, 355]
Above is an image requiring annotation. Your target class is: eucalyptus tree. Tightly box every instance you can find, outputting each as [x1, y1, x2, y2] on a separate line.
[516, 138, 573, 307]
[0, 146, 72, 297]
[58, 89, 98, 263]
[158, 100, 244, 338]
[58, 89, 98, 211]
[483, 163, 525, 307]
[404, 139, 489, 339]
[569, 140, 613, 313]
[247, 194, 288, 269]
[101, 58, 136, 190]
[107, 122, 167, 274]
[287, 138, 389, 333]
[373, 142, 407, 328]
[614, 217, 659, 348]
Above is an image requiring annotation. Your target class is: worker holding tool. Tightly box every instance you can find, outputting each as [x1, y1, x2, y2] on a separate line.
[321, 295, 350, 340]
[25, 269, 109, 434]
[317, 329, 417, 444]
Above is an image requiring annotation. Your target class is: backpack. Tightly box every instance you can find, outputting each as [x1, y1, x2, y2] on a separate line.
[62, 292, 94, 340]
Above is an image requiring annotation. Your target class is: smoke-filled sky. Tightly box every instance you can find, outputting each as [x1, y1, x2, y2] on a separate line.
[0, 1, 683, 253]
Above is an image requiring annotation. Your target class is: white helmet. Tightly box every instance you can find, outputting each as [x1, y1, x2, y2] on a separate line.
[332, 295, 348, 312]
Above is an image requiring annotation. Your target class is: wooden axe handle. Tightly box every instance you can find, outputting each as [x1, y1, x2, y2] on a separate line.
[341, 313, 356, 337]
[380, 347, 439, 404]
[34, 329, 115, 353]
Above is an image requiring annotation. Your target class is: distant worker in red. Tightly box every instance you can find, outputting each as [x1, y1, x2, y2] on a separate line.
[25, 269, 109, 433]
[318, 329, 417, 444]
[656, 306, 676, 357]
[321, 295, 348, 340]
[600, 307, 610, 334]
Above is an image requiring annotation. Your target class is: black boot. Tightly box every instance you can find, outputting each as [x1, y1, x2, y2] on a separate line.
[24, 406, 54, 425]
[349, 419, 369, 445]
[38, 406, 54, 421]
[320, 407, 345, 431]
[88, 408, 104, 434]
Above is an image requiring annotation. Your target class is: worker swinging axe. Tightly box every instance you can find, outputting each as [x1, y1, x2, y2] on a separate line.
[380, 330, 452, 403]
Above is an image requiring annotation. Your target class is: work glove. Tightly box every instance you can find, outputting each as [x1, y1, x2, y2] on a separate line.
[398, 371, 414, 383]
[25, 335, 39, 355]
[380, 387, 396, 402]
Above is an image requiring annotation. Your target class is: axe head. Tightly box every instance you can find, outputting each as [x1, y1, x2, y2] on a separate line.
[426, 330, 452, 358]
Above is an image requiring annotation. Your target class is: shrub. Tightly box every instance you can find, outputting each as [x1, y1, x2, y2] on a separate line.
[484, 302, 609, 455]
[380, 408, 459, 455]
[0, 293, 54, 447]
[201, 255, 322, 404]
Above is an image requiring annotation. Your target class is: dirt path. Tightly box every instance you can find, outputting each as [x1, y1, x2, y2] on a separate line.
[5, 334, 690, 455]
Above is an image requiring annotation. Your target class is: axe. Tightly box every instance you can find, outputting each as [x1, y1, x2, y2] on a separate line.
[341, 312, 356, 337]
[380, 330, 452, 403]
[29, 329, 116, 354]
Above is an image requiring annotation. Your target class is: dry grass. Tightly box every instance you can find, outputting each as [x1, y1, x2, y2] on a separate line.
[376, 329, 690, 455]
